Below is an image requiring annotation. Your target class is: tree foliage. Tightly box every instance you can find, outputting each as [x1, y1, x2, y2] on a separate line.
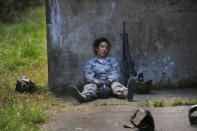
[0, 0, 44, 23]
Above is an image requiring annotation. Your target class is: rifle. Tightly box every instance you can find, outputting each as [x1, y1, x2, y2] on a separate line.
[121, 22, 137, 86]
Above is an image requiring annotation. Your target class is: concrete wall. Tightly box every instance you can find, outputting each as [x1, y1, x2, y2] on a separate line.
[45, 0, 197, 95]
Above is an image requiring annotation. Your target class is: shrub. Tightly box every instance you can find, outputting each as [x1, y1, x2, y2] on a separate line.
[0, 0, 44, 23]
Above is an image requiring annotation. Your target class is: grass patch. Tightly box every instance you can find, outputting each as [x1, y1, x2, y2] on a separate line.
[139, 97, 197, 107]
[0, 6, 47, 74]
[169, 97, 197, 106]
[139, 99, 165, 107]
[152, 98, 165, 107]
[0, 102, 48, 131]
[94, 99, 128, 106]
[0, 6, 55, 131]
[138, 100, 151, 107]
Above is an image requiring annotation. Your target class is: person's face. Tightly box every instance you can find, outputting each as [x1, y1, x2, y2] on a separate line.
[96, 42, 109, 59]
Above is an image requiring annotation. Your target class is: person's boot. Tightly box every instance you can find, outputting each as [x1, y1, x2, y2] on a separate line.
[127, 77, 136, 102]
[68, 85, 85, 103]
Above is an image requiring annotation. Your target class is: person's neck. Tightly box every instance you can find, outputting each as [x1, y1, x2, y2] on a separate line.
[97, 56, 107, 59]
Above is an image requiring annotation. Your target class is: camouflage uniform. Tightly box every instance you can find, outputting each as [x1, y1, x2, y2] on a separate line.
[81, 56, 128, 101]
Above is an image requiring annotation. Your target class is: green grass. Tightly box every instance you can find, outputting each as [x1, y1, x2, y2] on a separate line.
[0, 102, 48, 131]
[94, 99, 128, 106]
[139, 99, 165, 107]
[139, 97, 197, 107]
[152, 98, 165, 107]
[169, 97, 197, 106]
[0, 6, 54, 131]
[0, 6, 47, 74]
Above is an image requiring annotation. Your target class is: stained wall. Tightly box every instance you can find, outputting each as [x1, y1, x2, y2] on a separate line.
[45, 0, 197, 94]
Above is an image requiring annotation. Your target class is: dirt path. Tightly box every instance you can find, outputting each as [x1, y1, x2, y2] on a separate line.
[43, 88, 197, 131]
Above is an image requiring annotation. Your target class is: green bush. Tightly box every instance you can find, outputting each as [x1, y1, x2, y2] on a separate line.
[0, 0, 44, 23]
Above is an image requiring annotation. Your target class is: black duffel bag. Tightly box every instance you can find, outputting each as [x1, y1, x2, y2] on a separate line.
[15, 77, 36, 93]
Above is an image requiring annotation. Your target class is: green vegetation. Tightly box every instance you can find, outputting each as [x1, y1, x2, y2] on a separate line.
[139, 97, 197, 107]
[169, 97, 197, 106]
[152, 98, 165, 107]
[0, 6, 47, 74]
[138, 99, 165, 107]
[0, 102, 48, 131]
[94, 99, 128, 106]
[143, 100, 151, 107]
[0, 0, 44, 23]
[0, 6, 54, 131]
[138, 100, 151, 107]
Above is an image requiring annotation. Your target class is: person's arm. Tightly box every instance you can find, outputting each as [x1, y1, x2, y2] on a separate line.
[107, 58, 120, 83]
[84, 60, 101, 84]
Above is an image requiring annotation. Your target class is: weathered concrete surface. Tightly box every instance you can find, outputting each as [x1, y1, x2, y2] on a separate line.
[45, 106, 197, 131]
[45, 0, 197, 94]
[43, 88, 197, 131]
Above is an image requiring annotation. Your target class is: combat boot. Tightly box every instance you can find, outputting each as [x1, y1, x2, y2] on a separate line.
[127, 77, 136, 101]
[68, 85, 85, 103]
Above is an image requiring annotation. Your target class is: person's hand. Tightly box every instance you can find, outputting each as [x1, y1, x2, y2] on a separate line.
[97, 83, 103, 88]
[106, 81, 111, 87]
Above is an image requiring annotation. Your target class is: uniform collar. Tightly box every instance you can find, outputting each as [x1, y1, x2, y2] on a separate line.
[94, 56, 110, 64]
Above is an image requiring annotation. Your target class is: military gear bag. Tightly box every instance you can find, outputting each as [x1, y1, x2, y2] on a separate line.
[189, 104, 197, 126]
[130, 108, 155, 131]
[15, 77, 36, 93]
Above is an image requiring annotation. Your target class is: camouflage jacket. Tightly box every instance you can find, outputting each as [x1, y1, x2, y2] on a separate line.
[84, 56, 120, 84]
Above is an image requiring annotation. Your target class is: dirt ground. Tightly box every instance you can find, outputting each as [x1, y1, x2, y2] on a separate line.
[43, 88, 197, 131]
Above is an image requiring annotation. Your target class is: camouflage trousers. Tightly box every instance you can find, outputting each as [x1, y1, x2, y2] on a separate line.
[81, 82, 128, 101]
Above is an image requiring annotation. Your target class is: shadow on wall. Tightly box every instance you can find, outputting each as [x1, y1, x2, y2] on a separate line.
[152, 76, 197, 89]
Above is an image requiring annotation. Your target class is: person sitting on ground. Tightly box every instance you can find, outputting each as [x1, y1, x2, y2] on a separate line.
[68, 37, 136, 103]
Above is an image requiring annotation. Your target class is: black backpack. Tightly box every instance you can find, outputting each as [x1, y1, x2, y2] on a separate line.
[189, 104, 197, 126]
[130, 108, 155, 131]
[15, 77, 36, 93]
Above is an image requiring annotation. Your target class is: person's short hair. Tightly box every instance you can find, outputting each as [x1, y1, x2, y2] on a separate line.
[93, 37, 111, 54]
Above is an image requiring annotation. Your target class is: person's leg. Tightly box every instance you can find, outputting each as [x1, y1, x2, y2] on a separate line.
[68, 83, 98, 103]
[111, 82, 127, 99]
[111, 77, 136, 101]
[127, 77, 136, 101]
[81, 83, 98, 101]
[68, 85, 86, 103]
